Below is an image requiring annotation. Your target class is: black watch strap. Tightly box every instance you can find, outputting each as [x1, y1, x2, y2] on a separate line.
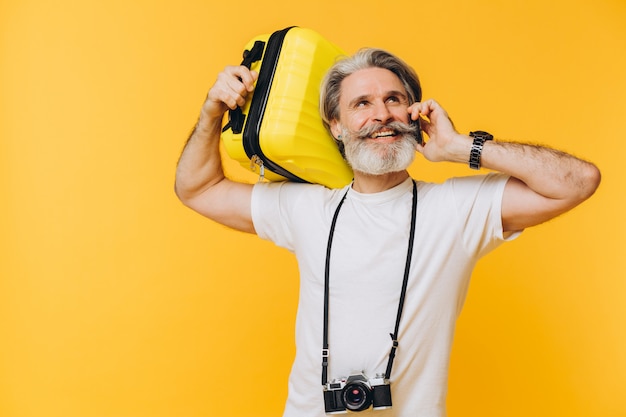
[469, 131, 493, 170]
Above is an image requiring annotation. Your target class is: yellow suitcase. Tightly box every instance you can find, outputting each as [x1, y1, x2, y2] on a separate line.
[221, 27, 353, 188]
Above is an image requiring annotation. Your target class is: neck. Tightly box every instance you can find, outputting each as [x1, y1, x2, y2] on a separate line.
[351, 170, 410, 193]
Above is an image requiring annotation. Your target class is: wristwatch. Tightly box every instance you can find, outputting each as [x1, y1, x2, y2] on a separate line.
[468, 130, 494, 170]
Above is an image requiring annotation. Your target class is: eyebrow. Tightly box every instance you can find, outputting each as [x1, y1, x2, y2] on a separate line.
[347, 90, 409, 108]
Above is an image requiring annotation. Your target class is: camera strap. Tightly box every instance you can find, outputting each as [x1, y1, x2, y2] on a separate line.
[321, 180, 418, 385]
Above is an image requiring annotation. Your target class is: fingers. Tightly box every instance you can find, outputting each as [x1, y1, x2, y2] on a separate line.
[206, 65, 259, 113]
[408, 99, 440, 119]
[409, 99, 457, 133]
[407, 100, 439, 138]
[227, 65, 258, 93]
[407, 102, 433, 140]
[407, 99, 459, 161]
[407, 102, 420, 122]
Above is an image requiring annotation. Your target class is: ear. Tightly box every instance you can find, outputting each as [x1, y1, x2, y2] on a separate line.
[330, 120, 342, 140]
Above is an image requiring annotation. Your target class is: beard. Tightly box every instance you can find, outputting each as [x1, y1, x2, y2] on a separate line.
[341, 121, 419, 176]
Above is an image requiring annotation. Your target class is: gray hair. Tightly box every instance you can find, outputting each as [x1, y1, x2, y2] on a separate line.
[319, 48, 422, 135]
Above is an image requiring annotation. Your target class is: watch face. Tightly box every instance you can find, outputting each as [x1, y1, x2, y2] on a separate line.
[470, 131, 493, 140]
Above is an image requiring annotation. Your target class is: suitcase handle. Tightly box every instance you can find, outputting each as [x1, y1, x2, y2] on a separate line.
[222, 40, 265, 134]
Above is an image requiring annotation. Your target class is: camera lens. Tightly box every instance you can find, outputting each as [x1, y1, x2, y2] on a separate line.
[346, 387, 365, 404]
[342, 381, 372, 411]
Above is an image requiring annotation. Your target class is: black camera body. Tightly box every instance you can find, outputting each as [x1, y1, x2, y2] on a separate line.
[323, 373, 392, 414]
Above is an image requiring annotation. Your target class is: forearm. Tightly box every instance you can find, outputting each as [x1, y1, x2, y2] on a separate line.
[479, 140, 600, 202]
[174, 65, 258, 232]
[446, 134, 600, 230]
[441, 133, 598, 200]
[174, 112, 225, 203]
[413, 99, 600, 229]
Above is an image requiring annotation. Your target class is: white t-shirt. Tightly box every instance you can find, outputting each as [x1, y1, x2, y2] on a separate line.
[251, 174, 515, 417]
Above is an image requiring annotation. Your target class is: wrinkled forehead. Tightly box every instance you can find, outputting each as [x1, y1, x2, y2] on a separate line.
[339, 67, 408, 106]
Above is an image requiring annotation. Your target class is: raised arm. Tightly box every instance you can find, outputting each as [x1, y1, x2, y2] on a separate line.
[410, 99, 601, 233]
[175, 66, 259, 233]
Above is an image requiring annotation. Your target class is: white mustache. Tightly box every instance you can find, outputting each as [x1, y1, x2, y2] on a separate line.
[355, 121, 419, 140]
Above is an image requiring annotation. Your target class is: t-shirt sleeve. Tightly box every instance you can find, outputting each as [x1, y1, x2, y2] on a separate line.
[448, 173, 520, 258]
[251, 181, 296, 251]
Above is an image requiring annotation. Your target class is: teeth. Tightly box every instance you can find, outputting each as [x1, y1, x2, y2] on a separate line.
[373, 131, 395, 138]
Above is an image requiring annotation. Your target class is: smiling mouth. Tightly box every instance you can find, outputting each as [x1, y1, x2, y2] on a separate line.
[370, 130, 397, 140]
[356, 121, 415, 141]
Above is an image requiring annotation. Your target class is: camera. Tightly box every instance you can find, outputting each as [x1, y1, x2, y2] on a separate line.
[323, 372, 392, 414]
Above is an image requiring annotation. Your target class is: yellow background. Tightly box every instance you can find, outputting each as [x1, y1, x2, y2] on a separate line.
[1, 0, 624, 416]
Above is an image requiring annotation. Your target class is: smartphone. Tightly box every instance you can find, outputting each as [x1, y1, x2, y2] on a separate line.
[410, 115, 423, 145]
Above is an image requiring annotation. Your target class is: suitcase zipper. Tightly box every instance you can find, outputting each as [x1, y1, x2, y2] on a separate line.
[250, 155, 265, 182]
[243, 26, 308, 183]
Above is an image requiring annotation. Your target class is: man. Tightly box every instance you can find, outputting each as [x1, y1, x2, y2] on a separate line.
[175, 48, 600, 416]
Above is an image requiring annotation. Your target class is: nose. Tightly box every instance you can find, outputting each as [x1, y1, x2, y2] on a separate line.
[372, 100, 393, 124]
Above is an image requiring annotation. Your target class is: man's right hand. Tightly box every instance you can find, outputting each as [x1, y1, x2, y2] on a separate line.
[175, 65, 259, 234]
[202, 65, 259, 120]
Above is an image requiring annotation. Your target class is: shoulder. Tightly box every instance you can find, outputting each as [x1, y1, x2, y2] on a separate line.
[415, 173, 510, 221]
[253, 181, 348, 205]
[252, 181, 351, 221]
[250, 181, 351, 247]
[418, 173, 509, 197]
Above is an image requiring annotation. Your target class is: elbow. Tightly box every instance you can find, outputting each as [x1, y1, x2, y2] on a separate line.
[174, 180, 197, 209]
[563, 162, 601, 209]
[579, 162, 602, 201]
[174, 184, 186, 205]
[174, 179, 185, 203]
